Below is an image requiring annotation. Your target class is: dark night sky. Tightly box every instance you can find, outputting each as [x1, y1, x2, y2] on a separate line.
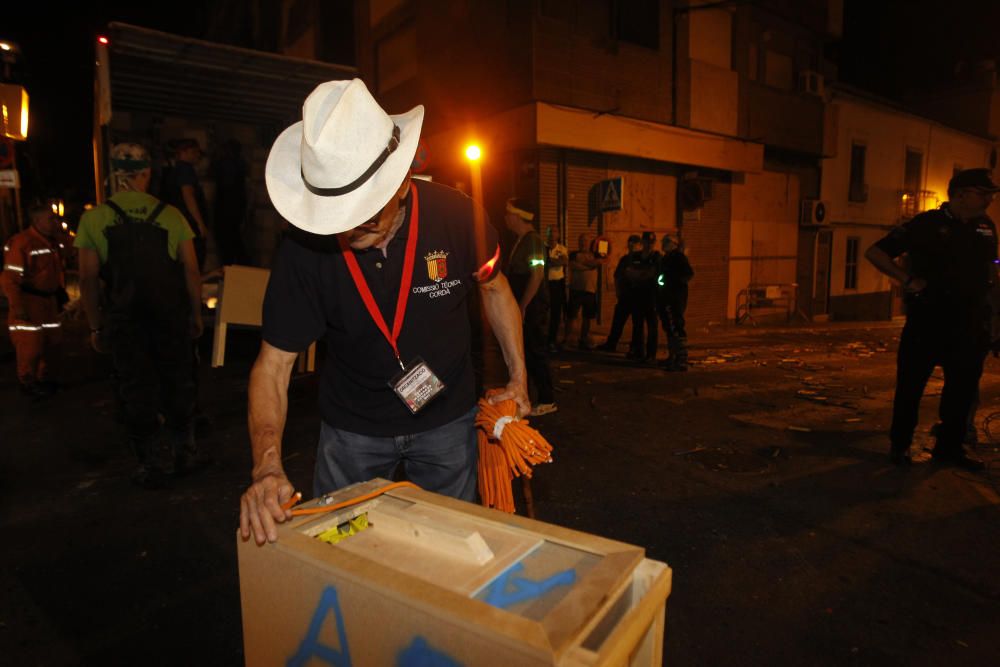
[5, 1, 1000, 206]
[7, 3, 215, 204]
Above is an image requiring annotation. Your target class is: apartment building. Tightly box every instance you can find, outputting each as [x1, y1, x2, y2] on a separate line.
[268, 0, 840, 326]
[815, 85, 994, 320]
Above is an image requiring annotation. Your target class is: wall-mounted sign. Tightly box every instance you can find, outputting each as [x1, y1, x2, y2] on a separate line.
[0, 169, 19, 189]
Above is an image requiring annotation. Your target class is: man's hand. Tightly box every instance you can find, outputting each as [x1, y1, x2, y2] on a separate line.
[240, 468, 296, 545]
[90, 329, 110, 354]
[488, 378, 531, 418]
[190, 314, 204, 339]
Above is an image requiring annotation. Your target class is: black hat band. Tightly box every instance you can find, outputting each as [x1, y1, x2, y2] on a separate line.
[302, 125, 401, 197]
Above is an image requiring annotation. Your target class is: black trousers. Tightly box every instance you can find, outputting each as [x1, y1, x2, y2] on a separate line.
[110, 312, 195, 463]
[630, 289, 658, 358]
[547, 278, 566, 344]
[524, 304, 555, 404]
[605, 294, 634, 347]
[889, 313, 987, 455]
[657, 291, 688, 350]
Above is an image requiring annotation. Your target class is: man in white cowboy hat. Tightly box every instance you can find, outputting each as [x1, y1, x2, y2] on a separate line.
[240, 79, 530, 544]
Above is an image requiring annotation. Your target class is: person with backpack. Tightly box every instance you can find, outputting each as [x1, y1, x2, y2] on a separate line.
[76, 142, 205, 488]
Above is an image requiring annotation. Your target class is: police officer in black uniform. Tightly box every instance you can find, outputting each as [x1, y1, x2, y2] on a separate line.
[597, 234, 641, 353]
[656, 235, 694, 371]
[865, 168, 999, 470]
[622, 231, 660, 362]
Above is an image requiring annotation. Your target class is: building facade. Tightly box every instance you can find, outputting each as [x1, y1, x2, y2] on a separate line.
[279, 0, 841, 328]
[817, 86, 994, 320]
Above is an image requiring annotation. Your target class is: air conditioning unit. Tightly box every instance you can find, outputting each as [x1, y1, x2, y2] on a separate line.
[800, 199, 829, 225]
[799, 69, 825, 97]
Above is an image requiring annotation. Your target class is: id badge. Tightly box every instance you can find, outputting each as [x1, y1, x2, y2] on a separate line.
[390, 356, 445, 414]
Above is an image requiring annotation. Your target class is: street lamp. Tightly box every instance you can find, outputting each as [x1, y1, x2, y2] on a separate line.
[464, 142, 485, 211]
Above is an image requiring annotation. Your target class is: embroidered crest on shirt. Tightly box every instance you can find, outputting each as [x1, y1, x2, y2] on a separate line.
[425, 250, 448, 282]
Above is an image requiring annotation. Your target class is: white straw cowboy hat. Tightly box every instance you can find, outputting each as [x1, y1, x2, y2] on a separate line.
[266, 78, 424, 234]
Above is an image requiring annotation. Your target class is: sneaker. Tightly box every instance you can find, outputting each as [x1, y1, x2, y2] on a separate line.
[930, 450, 985, 472]
[595, 342, 616, 352]
[530, 403, 558, 417]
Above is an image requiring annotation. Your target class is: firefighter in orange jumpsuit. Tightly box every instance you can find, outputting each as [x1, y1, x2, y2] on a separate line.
[2, 204, 66, 396]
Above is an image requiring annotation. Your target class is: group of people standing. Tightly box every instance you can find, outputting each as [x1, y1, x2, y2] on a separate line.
[547, 228, 694, 371]
[503, 204, 696, 419]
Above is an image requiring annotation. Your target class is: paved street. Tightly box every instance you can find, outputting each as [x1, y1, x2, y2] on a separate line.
[2, 317, 999, 665]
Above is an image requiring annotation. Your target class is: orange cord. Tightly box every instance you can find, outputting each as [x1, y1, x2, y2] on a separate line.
[283, 481, 421, 517]
[476, 391, 554, 513]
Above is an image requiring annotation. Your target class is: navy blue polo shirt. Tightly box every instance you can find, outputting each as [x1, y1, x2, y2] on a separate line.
[262, 179, 500, 436]
[874, 205, 997, 314]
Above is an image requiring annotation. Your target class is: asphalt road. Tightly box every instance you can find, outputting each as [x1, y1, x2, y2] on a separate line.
[2, 318, 998, 666]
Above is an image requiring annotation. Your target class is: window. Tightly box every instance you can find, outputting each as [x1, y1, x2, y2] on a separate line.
[904, 149, 922, 192]
[848, 143, 867, 202]
[845, 237, 859, 290]
[901, 149, 923, 217]
[614, 0, 659, 49]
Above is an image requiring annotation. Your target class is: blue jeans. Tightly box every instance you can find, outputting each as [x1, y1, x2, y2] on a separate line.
[314, 406, 479, 501]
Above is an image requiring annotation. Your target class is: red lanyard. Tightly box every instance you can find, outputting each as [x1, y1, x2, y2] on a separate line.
[339, 184, 419, 368]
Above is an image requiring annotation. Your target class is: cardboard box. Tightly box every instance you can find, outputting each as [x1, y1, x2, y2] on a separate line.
[238, 479, 672, 666]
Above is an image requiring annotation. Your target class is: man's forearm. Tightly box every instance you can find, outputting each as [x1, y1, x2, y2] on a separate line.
[480, 273, 527, 383]
[183, 262, 202, 323]
[247, 349, 294, 479]
[1, 274, 26, 318]
[519, 268, 544, 312]
[181, 186, 207, 232]
[865, 245, 908, 284]
[80, 277, 102, 329]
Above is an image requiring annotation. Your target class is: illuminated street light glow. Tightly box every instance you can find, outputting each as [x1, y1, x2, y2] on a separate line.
[98, 36, 109, 45]
[20, 88, 28, 138]
[0, 43, 11, 52]
[465, 144, 481, 161]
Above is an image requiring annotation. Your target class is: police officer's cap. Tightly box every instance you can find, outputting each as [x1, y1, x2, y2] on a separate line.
[948, 168, 1000, 194]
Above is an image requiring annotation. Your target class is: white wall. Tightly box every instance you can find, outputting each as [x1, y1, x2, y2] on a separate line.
[821, 92, 993, 299]
[729, 170, 800, 318]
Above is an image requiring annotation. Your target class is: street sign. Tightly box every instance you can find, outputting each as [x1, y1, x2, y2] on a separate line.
[588, 177, 624, 228]
[597, 177, 623, 212]
[0, 169, 19, 189]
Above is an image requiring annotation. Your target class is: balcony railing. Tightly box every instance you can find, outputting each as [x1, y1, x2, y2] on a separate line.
[898, 190, 939, 220]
